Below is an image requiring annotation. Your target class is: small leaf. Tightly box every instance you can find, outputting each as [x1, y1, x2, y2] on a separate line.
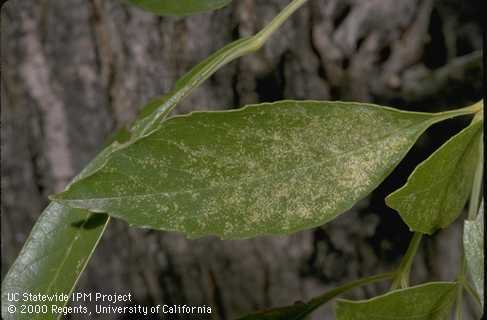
[127, 0, 232, 16]
[336, 282, 458, 320]
[236, 272, 393, 320]
[464, 200, 484, 307]
[53, 101, 467, 239]
[386, 120, 483, 234]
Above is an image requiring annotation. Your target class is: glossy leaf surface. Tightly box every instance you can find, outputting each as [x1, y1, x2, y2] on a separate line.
[1, 206, 108, 320]
[53, 101, 465, 239]
[0, 150, 120, 320]
[386, 120, 483, 234]
[127, 0, 231, 16]
[336, 282, 458, 320]
[464, 201, 484, 307]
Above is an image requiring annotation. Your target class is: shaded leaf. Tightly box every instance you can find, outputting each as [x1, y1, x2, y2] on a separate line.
[464, 200, 484, 307]
[53, 101, 470, 239]
[1, 205, 108, 320]
[0, 145, 121, 320]
[127, 0, 232, 16]
[236, 272, 393, 320]
[336, 282, 458, 320]
[386, 120, 483, 234]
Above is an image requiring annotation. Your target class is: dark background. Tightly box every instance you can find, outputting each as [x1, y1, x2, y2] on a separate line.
[1, 0, 483, 319]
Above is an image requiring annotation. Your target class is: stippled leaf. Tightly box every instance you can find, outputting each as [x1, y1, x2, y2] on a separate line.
[2, 3, 308, 318]
[464, 200, 484, 307]
[386, 120, 483, 234]
[127, 0, 232, 16]
[336, 282, 458, 320]
[52, 101, 473, 239]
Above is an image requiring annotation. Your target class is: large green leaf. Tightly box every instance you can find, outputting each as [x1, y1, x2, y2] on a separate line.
[386, 120, 483, 234]
[463, 201, 484, 307]
[336, 282, 458, 320]
[127, 0, 232, 16]
[2, 2, 309, 319]
[53, 102, 474, 239]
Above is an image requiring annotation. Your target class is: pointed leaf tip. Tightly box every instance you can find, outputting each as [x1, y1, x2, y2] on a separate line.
[386, 120, 483, 234]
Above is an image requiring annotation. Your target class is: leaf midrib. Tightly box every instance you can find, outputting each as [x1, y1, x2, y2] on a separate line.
[30, 208, 107, 320]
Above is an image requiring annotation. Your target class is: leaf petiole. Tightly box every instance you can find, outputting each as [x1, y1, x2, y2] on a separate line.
[433, 100, 483, 123]
[463, 280, 482, 307]
[138, 0, 309, 136]
[456, 251, 482, 312]
[469, 100, 483, 114]
[305, 272, 395, 310]
[390, 232, 423, 290]
[237, 272, 394, 319]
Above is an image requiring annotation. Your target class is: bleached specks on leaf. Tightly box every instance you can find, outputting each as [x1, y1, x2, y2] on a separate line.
[54, 101, 438, 239]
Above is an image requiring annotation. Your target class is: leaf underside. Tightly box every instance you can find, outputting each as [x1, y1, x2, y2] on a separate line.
[463, 201, 484, 307]
[336, 282, 458, 320]
[127, 0, 232, 16]
[54, 101, 443, 239]
[386, 120, 483, 234]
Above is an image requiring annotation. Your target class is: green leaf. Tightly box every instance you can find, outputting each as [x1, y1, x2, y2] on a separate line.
[1, 206, 108, 320]
[127, 0, 232, 16]
[2, 2, 309, 318]
[0, 142, 122, 320]
[386, 119, 483, 234]
[236, 272, 393, 320]
[336, 282, 458, 320]
[463, 201, 484, 307]
[52, 101, 473, 239]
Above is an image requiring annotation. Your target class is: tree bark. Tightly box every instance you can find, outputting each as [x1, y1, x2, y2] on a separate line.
[1, 0, 482, 319]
